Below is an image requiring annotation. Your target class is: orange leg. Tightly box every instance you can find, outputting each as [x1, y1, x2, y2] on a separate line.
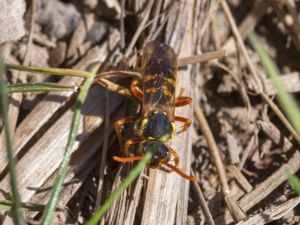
[162, 161, 197, 181]
[174, 116, 192, 133]
[124, 138, 143, 155]
[175, 96, 192, 107]
[114, 116, 137, 148]
[113, 155, 142, 163]
[113, 138, 143, 162]
[166, 145, 179, 167]
[130, 79, 143, 101]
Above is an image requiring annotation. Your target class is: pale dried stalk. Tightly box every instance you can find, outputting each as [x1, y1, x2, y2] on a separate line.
[194, 106, 230, 194]
[191, 172, 215, 225]
[177, 49, 227, 67]
[227, 165, 253, 193]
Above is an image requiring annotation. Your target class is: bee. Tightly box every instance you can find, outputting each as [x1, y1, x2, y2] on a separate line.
[113, 41, 196, 180]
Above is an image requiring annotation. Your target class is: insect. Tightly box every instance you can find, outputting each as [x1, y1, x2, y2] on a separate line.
[113, 41, 196, 180]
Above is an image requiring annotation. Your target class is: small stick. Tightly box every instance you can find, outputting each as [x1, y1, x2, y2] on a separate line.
[191, 171, 216, 225]
[194, 106, 230, 194]
[227, 165, 253, 193]
[120, 0, 126, 50]
[178, 49, 227, 67]
[95, 92, 110, 210]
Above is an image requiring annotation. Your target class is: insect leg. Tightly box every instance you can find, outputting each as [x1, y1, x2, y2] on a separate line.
[166, 145, 179, 167]
[124, 138, 143, 155]
[130, 78, 143, 101]
[161, 162, 197, 181]
[113, 155, 142, 163]
[114, 116, 137, 149]
[174, 116, 192, 133]
[113, 138, 143, 162]
[175, 96, 192, 107]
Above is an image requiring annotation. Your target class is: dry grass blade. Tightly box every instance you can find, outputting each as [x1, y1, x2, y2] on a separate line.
[191, 174, 215, 225]
[177, 49, 227, 67]
[194, 106, 229, 194]
[227, 165, 253, 193]
[5, 64, 91, 78]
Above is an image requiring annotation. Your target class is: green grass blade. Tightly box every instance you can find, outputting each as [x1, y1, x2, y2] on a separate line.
[248, 32, 300, 135]
[0, 200, 62, 212]
[286, 171, 300, 195]
[6, 63, 91, 78]
[40, 67, 97, 225]
[85, 145, 160, 225]
[4, 82, 77, 93]
[0, 61, 24, 224]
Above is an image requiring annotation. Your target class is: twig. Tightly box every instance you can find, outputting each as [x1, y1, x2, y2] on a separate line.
[95, 92, 110, 211]
[191, 172, 216, 225]
[194, 106, 230, 194]
[120, 0, 126, 50]
[178, 49, 227, 67]
[227, 165, 252, 193]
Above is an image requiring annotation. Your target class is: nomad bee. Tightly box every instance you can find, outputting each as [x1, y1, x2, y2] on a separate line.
[113, 41, 196, 180]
